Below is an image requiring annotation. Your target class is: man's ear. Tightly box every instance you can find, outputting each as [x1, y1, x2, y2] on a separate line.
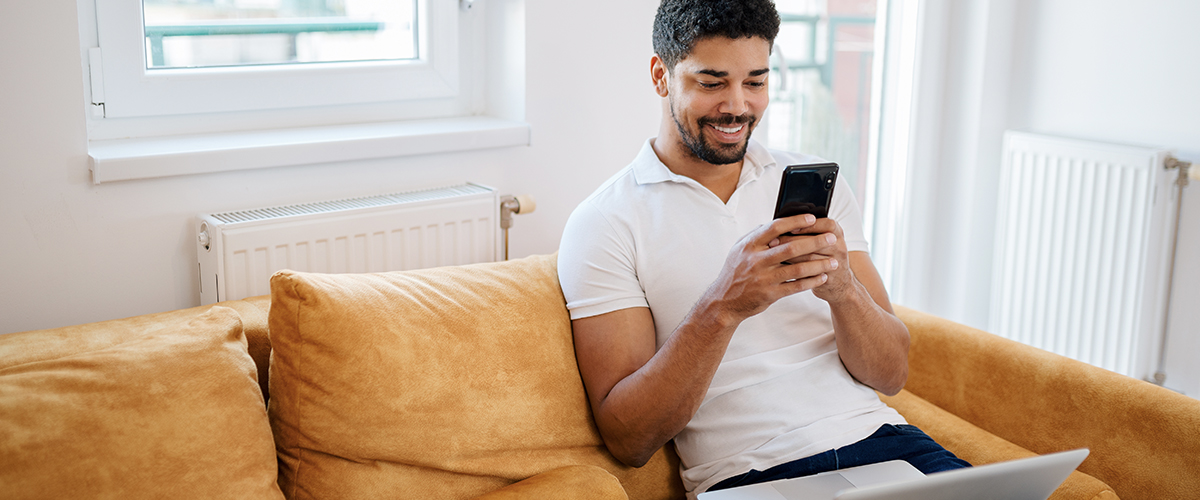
[650, 55, 670, 97]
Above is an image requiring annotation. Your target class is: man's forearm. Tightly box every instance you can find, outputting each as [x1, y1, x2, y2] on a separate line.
[827, 273, 909, 395]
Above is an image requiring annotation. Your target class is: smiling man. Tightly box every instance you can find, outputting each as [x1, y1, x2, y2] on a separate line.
[557, 0, 969, 497]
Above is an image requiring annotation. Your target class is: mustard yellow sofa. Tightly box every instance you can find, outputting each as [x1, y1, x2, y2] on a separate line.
[3, 254, 1198, 500]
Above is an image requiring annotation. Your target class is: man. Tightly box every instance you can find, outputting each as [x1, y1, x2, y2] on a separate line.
[557, 0, 970, 497]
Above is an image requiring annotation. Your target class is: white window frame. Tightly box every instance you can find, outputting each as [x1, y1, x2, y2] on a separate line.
[79, 0, 530, 184]
[96, 0, 458, 118]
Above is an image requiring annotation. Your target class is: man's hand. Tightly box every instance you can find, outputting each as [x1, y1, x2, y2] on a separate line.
[768, 217, 855, 302]
[767, 215, 910, 396]
[702, 213, 842, 324]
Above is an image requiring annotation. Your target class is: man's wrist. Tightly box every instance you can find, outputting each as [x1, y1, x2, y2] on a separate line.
[690, 292, 744, 334]
[821, 269, 870, 308]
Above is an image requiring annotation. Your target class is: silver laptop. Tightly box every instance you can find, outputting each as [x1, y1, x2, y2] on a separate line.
[698, 449, 1089, 500]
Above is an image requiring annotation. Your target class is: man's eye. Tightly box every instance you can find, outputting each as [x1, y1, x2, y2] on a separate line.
[747, 81, 767, 88]
[699, 82, 722, 89]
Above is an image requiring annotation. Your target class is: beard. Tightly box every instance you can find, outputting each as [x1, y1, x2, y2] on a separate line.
[669, 98, 756, 165]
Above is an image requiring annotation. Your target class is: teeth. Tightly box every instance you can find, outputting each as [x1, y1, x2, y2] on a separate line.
[713, 124, 744, 134]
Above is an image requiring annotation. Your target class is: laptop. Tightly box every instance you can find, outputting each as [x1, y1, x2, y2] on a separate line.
[697, 449, 1089, 500]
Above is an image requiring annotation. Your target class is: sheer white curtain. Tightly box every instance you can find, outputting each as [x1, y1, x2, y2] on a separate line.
[869, 0, 1016, 330]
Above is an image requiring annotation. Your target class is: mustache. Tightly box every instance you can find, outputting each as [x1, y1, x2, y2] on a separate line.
[699, 114, 755, 127]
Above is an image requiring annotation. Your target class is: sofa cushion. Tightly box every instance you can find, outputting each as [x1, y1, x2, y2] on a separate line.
[472, 465, 628, 500]
[267, 253, 683, 500]
[0, 306, 284, 500]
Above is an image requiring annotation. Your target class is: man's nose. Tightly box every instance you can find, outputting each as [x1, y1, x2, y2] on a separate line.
[717, 86, 749, 117]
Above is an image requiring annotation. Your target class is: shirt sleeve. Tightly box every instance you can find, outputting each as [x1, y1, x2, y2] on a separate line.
[557, 199, 650, 320]
[829, 178, 869, 254]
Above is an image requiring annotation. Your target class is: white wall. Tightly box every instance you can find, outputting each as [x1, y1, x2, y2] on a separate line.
[1008, 0, 1200, 396]
[900, 0, 1200, 396]
[0, 0, 661, 334]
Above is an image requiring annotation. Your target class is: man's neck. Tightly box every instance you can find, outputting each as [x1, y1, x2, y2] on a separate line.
[650, 137, 745, 204]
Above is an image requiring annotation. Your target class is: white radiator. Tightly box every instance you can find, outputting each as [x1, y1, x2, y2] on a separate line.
[991, 131, 1177, 379]
[197, 183, 498, 305]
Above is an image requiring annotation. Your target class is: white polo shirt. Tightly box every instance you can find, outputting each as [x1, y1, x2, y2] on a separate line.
[558, 139, 905, 496]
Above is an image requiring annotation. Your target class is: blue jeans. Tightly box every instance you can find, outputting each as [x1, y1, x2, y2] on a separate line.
[707, 424, 971, 492]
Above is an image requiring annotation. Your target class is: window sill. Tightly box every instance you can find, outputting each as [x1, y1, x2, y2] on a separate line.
[87, 115, 531, 184]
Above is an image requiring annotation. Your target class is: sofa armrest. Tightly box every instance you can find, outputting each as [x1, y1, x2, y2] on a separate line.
[881, 390, 1117, 500]
[895, 305, 1200, 500]
[471, 465, 627, 500]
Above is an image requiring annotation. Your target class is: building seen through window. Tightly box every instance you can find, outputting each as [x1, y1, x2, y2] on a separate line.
[142, 0, 416, 69]
[767, 0, 877, 203]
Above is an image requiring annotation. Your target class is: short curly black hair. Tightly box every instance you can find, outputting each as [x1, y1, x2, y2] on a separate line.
[653, 0, 781, 71]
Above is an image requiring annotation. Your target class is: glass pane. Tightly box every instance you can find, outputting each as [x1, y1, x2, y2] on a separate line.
[143, 0, 417, 69]
[767, 0, 877, 204]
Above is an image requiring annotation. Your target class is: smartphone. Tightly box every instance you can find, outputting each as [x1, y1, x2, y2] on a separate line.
[773, 163, 839, 220]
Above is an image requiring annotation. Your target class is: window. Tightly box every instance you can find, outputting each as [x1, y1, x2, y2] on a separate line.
[765, 0, 914, 293]
[765, 0, 879, 214]
[92, 0, 461, 118]
[80, 0, 529, 183]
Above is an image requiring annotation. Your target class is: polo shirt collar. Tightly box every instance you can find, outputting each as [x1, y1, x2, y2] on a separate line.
[632, 138, 775, 187]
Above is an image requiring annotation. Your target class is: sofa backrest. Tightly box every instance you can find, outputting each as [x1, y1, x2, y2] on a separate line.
[220, 295, 272, 400]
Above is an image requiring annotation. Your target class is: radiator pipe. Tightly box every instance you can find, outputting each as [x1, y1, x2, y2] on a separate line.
[500, 195, 536, 260]
[1150, 156, 1193, 386]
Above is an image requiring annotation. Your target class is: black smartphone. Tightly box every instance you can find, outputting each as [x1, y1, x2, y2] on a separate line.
[773, 163, 839, 220]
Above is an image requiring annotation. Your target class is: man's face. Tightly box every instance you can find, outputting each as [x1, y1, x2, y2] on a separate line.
[663, 36, 771, 165]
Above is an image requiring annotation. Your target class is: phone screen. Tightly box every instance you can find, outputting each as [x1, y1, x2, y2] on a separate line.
[773, 163, 839, 220]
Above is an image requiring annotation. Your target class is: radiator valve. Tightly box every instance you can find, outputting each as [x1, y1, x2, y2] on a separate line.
[198, 222, 211, 251]
[500, 194, 536, 230]
[1165, 155, 1195, 187]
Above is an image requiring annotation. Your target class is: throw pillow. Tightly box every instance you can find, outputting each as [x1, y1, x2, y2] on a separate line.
[267, 254, 635, 499]
[0, 306, 284, 500]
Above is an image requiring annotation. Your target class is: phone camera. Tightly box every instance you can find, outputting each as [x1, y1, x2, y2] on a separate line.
[824, 173, 836, 189]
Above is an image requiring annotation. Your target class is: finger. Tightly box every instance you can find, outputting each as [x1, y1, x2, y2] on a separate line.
[783, 254, 820, 264]
[811, 219, 847, 242]
[778, 216, 840, 240]
[806, 218, 838, 232]
[758, 214, 818, 244]
[767, 232, 838, 263]
[805, 237, 842, 258]
[777, 273, 829, 295]
[776, 231, 837, 246]
[775, 257, 838, 283]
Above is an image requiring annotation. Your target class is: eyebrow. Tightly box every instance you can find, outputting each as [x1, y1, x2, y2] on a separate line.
[696, 68, 771, 78]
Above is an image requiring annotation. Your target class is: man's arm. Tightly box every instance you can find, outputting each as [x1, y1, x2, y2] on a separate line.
[572, 215, 838, 467]
[825, 251, 909, 395]
[785, 219, 909, 395]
